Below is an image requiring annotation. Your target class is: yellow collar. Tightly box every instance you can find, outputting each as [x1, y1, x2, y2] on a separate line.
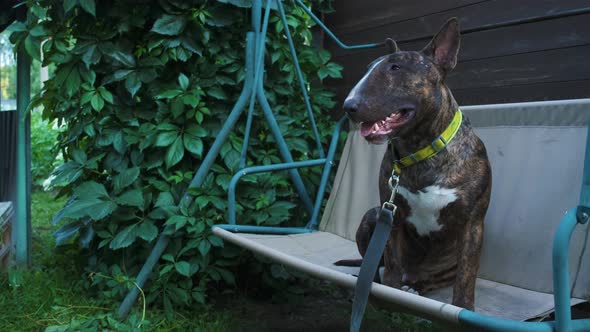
[392, 109, 463, 173]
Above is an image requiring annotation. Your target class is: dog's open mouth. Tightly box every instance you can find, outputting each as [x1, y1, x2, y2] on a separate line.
[359, 108, 415, 141]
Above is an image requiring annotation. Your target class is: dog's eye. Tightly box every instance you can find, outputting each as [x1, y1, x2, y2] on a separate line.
[390, 64, 401, 71]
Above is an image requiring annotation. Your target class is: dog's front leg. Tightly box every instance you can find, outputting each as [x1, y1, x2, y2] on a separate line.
[382, 238, 404, 288]
[452, 217, 484, 311]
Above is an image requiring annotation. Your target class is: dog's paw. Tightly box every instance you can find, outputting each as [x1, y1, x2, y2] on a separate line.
[401, 285, 420, 295]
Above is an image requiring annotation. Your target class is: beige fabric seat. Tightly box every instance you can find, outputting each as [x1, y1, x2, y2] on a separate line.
[214, 99, 590, 323]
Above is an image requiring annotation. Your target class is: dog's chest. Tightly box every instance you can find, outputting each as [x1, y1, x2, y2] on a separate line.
[397, 185, 458, 236]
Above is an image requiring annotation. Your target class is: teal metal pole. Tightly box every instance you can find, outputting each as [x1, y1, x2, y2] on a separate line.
[118, 31, 256, 319]
[240, 0, 271, 169]
[293, 0, 382, 50]
[277, 0, 324, 158]
[306, 117, 345, 229]
[15, 49, 31, 267]
[579, 117, 590, 207]
[256, 83, 314, 214]
[552, 208, 578, 332]
[459, 309, 590, 332]
[214, 224, 314, 235]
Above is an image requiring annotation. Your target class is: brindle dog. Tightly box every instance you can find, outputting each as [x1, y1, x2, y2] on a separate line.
[337, 18, 491, 311]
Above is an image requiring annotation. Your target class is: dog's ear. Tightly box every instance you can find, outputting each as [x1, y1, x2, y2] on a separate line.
[422, 18, 460, 72]
[385, 38, 399, 53]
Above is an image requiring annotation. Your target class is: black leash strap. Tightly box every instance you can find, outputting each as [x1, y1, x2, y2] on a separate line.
[350, 173, 399, 332]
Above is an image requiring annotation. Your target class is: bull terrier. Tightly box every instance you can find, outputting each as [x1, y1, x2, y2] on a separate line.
[337, 18, 491, 311]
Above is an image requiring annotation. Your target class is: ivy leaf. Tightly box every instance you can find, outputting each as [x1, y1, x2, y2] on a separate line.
[207, 86, 227, 100]
[125, 74, 141, 97]
[208, 235, 224, 247]
[82, 44, 101, 65]
[109, 224, 138, 249]
[112, 130, 126, 154]
[156, 89, 182, 99]
[113, 167, 140, 193]
[64, 66, 81, 97]
[185, 125, 207, 138]
[71, 149, 87, 164]
[165, 137, 184, 169]
[155, 131, 178, 147]
[62, 199, 117, 221]
[54, 220, 83, 245]
[79, 0, 96, 16]
[174, 261, 192, 277]
[90, 93, 104, 111]
[151, 14, 187, 36]
[223, 149, 240, 171]
[155, 192, 174, 208]
[182, 94, 200, 107]
[170, 98, 184, 118]
[115, 189, 144, 209]
[136, 221, 158, 241]
[183, 134, 203, 156]
[63, 0, 77, 12]
[98, 87, 114, 103]
[165, 215, 188, 230]
[178, 73, 189, 90]
[75, 181, 110, 199]
[24, 36, 41, 61]
[215, 174, 232, 191]
[198, 240, 211, 256]
[109, 50, 136, 67]
[109, 69, 134, 82]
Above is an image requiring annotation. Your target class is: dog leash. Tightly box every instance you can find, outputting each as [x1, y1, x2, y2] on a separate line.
[350, 171, 399, 332]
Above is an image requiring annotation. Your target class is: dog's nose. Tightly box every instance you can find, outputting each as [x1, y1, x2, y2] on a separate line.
[343, 98, 360, 113]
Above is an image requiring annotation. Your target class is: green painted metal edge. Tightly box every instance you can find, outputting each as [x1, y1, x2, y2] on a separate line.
[458, 309, 590, 332]
[277, 0, 324, 158]
[293, 0, 382, 50]
[15, 48, 31, 267]
[213, 224, 315, 235]
[552, 208, 578, 331]
[306, 116, 346, 229]
[227, 159, 327, 225]
[579, 115, 590, 207]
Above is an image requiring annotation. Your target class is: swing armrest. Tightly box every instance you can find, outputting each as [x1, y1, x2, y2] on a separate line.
[552, 206, 589, 332]
[220, 117, 347, 234]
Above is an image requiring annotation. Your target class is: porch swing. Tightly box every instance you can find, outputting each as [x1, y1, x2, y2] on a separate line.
[119, 1, 590, 331]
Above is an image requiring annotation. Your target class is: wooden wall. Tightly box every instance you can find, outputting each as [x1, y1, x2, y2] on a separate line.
[323, 0, 590, 106]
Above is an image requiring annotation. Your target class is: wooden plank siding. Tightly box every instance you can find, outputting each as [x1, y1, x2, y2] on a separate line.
[323, 0, 590, 107]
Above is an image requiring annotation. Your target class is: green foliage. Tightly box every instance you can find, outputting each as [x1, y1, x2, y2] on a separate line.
[11, 0, 343, 315]
[31, 109, 63, 186]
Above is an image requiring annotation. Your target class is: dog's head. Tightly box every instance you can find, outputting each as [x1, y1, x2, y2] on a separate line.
[344, 18, 461, 144]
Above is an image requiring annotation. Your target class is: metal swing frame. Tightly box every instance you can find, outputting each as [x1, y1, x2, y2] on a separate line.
[120, 2, 590, 332]
[118, 0, 381, 318]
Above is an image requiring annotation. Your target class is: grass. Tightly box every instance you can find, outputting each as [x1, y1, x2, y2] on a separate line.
[0, 191, 442, 331]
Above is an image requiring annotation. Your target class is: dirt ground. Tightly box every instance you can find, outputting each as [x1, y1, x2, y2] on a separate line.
[213, 282, 443, 332]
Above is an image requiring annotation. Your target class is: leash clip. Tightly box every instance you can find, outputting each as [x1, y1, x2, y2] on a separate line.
[383, 171, 400, 212]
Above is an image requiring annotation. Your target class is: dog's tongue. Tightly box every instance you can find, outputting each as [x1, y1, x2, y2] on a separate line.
[360, 122, 375, 137]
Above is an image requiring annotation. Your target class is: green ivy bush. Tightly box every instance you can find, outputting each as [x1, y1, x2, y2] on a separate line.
[11, 0, 342, 312]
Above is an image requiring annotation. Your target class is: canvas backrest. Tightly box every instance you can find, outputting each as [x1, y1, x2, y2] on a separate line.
[320, 99, 590, 297]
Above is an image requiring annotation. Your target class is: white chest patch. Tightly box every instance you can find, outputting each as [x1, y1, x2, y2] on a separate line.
[397, 185, 458, 236]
